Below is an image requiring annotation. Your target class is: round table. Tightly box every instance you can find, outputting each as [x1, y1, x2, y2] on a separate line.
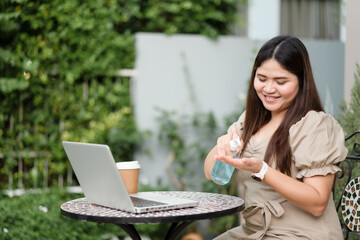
[60, 191, 245, 240]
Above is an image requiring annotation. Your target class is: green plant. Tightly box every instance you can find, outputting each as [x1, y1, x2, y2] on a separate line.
[118, 0, 246, 38]
[0, 0, 245, 189]
[338, 63, 360, 175]
[338, 63, 360, 138]
[0, 189, 125, 240]
[0, 0, 140, 189]
[0, 188, 172, 240]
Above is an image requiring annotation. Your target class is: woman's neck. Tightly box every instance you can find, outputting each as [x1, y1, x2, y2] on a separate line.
[253, 110, 286, 142]
[270, 110, 287, 125]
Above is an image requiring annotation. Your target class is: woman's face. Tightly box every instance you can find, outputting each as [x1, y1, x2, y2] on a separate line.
[254, 58, 299, 116]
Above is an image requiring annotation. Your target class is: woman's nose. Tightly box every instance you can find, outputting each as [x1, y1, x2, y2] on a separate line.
[264, 81, 276, 92]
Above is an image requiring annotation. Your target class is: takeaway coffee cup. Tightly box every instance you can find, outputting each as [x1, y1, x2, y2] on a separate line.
[116, 161, 140, 194]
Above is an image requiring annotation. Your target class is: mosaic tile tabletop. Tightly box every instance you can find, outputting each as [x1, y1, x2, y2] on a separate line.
[341, 176, 360, 232]
[61, 191, 244, 224]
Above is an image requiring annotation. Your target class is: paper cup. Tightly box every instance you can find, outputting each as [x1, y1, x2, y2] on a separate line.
[116, 161, 140, 194]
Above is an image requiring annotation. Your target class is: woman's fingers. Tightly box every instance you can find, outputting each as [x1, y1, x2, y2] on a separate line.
[217, 134, 232, 155]
[214, 156, 263, 173]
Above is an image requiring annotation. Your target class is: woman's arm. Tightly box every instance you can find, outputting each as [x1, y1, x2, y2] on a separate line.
[215, 155, 334, 216]
[265, 166, 334, 216]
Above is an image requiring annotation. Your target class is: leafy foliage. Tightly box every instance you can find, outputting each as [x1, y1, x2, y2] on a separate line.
[338, 64, 360, 138]
[0, 0, 243, 189]
[0, 188, 170, 240]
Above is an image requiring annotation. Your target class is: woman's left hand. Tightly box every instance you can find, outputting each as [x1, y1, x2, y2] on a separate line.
[214, 154, 263, 173]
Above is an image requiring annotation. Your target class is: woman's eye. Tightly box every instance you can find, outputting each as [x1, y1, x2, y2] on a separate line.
[258, 78, 266, 82]
[277, 81, 285, 85]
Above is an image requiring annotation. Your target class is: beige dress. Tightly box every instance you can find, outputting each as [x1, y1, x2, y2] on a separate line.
[214, 111, 348, 240]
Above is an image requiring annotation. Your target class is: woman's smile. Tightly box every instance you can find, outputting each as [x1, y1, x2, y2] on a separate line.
[263, 95, 279, 102]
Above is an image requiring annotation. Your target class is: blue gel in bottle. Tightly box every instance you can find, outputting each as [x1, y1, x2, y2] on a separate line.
[211, 136, 241, 185]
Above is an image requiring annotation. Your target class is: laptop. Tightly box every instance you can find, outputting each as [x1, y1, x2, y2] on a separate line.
[62, 141, 199, 213]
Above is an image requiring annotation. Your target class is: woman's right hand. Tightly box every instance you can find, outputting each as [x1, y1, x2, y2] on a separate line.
[204, 127, 242, 180]
[216, 128, 242, 158]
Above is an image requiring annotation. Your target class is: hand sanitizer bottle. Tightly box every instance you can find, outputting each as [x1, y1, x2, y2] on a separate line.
[211, 136, 241, 185]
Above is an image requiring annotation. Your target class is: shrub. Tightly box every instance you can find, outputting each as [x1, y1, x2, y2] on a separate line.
[0, 0, 244, 189]
[338, 64, 360, 137]
[0, 188, 172, 240]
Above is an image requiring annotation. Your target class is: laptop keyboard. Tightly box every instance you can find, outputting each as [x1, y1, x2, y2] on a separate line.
[130, 196, 167, 207]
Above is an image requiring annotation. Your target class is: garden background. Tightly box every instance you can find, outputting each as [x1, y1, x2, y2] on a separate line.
[1, 0, 359, 239]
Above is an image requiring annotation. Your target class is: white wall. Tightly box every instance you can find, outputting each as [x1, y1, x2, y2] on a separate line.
[344, 0, 360, 103]
[247, 0, 280, 40]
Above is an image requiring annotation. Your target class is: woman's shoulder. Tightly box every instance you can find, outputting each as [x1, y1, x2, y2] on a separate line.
[289, 110, 346, 153]
[297, 110, 332, 123]
[289, 110, 340, 135]
[289, 111, 348, 178]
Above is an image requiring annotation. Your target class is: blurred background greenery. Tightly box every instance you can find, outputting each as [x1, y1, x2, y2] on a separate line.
[0, 0, 244, 189]
[0, 0, 246, 239]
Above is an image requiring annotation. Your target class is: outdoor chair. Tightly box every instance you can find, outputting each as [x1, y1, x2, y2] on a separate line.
[333, 131, 360, 239]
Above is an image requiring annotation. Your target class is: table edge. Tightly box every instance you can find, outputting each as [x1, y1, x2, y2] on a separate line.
[61, 202, 245, 224]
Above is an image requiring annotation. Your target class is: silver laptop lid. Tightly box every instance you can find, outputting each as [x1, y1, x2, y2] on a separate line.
[62, 141, 136, 212]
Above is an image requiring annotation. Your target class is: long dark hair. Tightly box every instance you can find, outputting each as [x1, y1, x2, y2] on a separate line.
[242, 36, 323, 176]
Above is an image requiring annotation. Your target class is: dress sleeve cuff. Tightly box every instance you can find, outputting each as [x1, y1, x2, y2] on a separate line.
[296, 165, 341, 179]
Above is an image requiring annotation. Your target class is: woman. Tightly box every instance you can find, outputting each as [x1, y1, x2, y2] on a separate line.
[204, 36, 348, 240]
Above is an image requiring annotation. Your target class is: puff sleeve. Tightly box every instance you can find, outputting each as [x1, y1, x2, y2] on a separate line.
[227, 111, 246, 135]
[289, 111, 348, 179]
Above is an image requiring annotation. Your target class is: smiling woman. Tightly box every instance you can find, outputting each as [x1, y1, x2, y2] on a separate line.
[204, 35, 348, 240]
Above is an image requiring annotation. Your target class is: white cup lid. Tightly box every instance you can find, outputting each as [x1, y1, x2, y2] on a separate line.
[116, 161, 141, 169]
